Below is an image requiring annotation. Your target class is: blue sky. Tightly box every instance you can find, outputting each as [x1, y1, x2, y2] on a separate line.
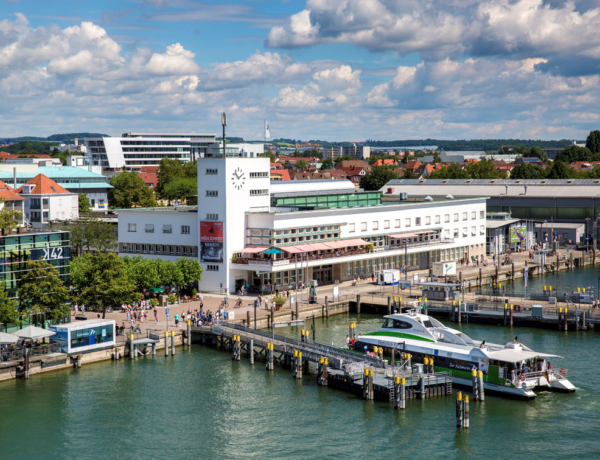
[1, 0, 600, 140]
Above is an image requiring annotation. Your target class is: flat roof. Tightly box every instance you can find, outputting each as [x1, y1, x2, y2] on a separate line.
[116, 206, 198, 213]
[535, 222, 584, 229]
[415, 282, 461, 288]
[485, 218, 522, 229]
[52, 319, 115, 329]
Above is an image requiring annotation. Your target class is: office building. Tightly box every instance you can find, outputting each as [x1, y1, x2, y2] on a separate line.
[324, 145, 371, 160]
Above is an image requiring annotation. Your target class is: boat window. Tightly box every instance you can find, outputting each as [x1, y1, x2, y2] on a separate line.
[382, 319, 412, 329]
[423, 320, 433, 328]
[382, 319, 392, 328]
[428, 317, 444, 327]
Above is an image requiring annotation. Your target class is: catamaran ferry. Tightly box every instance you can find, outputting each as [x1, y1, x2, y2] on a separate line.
[353, 311, 576, 399]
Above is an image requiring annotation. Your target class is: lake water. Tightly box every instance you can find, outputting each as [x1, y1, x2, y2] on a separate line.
[0, 313, 597, 460]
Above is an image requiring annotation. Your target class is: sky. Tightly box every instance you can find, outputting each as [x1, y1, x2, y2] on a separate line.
[1, 0, 600, 141]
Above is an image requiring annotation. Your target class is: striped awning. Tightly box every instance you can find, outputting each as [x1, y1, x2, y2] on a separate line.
[239, 246, 268, 254]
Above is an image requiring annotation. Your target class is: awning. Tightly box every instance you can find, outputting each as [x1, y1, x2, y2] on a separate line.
[0, 332, 19, 344]
[280, 246, 305, 254]
[263, 248, 282, 255]
[389, 231, 435, 239]
[322, 241, 345, 249]
[13, 326, 55, 340]
[239, 246, 268, 254]
[343, 238, 369, 246]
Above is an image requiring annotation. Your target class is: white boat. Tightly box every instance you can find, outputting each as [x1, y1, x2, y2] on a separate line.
[354, 311, 576, 400]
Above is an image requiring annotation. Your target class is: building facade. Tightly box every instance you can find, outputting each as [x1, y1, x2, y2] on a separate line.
[84, 132, 217, 170]
[324, 145, 371, 160]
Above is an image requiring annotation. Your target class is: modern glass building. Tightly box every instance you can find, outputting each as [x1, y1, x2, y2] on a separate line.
[0, 231, 70, 298]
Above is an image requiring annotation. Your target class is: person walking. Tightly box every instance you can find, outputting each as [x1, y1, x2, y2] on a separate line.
[175, 314, 179, 327]
[154, 308, 158, 322]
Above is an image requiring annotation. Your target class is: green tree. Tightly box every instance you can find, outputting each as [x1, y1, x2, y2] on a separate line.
[546, 160, 576, 179]
[510, 163, 546, 179]
[0, 198, 23, 230]
[0, 282, 19, 326]
[109, 171, 157, 208]
[176, 258, 203, 287]
[294, 159, 309, 170]
[556, 145, 595, 163]
[122, 256, 161, 291]
[76, 253, 140, 319]
[429, 163, 471, 179]
[359, 168, 400, 190]
[529, 146, 548, 162]
[466, 159, 506, 179]
[84, 218, 117, 253]
[586, 165, 600, 179]
[17, 259, 70, 323]
[70, 253, 93, 292]
[432, 152, 442, 163]
[156, 157, 184, 200]
[162, 177, 197, 203]
[78, 193, 91, 214]
[319, 158, 334, 170]
[403, 169, 417, 179]
[586, 130, 600, 154]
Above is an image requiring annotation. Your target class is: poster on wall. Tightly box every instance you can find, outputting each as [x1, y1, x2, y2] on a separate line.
[509, 226, 526, 244]
[200, 221, 224, 263]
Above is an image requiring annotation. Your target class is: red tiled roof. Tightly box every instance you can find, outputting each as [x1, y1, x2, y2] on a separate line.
[16, 174, 70, 194]
[137, 172, 158, 188]
[270, 170, 291, 181]
[0, 152, 52, 160]
[139, 166, 159, 173]
[0, 180, 23, 201]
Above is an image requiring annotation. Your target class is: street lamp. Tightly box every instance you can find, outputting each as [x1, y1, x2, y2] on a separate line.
[221, 112, 227, 157]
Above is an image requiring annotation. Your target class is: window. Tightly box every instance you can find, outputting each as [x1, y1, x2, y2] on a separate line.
[250, 189, 269, 196]
[463, 227, 468, 236]
[205, 168, 218, 175]
[462, 212, 468, 221]
[395, 219, 400, 228]
[454, 229, 459, 238]
[384, 220, 390, 229]
[250, 172, 269, 178]
[206, 265, 219, 271]
[361, 222, 367, 231]
[163, 225, 172, 234]
[405, 218, 411, 227]
[349, 223, 355, 233]
[445, 214, 450, 223]
[454, 213, 459, 222]
[181, 225, 190, 234]
[373, 221, 379, 230]
[471, 211, 476, 219]
[435, 215, 440, 224]
[480, 210, 485, 219]
[206, 190, 218, 197]
[145, 224, 154, 233]
[425, 216, 431, 225]
[415, 217, 421, 226]
[43, 198, 49, 206]
[128, 223, 137, 232]
[471, 226, 476, 235]
[480, 225, 485, 235]
[206, 213, 218, 220]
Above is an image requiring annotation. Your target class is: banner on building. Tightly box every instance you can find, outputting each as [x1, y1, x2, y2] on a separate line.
[509, 226, 526, 244]
[200, 221, 224, 263]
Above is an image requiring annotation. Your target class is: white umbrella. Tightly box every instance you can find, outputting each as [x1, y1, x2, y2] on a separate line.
[0, 332, 19, 344]
[13, 326, 55, 340]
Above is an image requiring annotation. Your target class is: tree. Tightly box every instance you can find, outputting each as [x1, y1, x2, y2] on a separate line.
[294, 159, 309, 170]
[76, 253, 140, 319]
[109, 171, 157, 208]
[122, 256, 161, 291]
[176, 258, 203, 287]
[466, 159, 506, 179]
[162, 177, 197, 203]
[529, 146, 548, 162]
[78, 193, 91, 214]
[586, 130, 600, 154]
[0, 198, 23, 230]
[17, 259, 70, 324]
[359, 168, 400, 190]
[403, 169, 417, 179]
[556, 145, 595, 163]
[510, 163, 546, 179]
[54, 218, 116, 255]
[0, 282, 19, 327]
[156, 158, 183, 200]
[319, 158, 334, 170]
[432, 152, 442, 163]
[546, 160, 576, 179]
[429, 163, 470, 179]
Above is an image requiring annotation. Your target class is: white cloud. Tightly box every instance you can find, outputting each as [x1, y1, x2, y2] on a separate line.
[145, 43, 201, 75]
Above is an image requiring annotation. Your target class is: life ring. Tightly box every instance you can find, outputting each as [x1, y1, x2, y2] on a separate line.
[559, 368, 567, 376]
[520, 373, 526, 382]
[400, 286, 406, 290]
[514, 305, 521, 312]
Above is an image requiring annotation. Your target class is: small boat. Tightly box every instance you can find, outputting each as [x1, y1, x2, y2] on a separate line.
[353, 311, 576, 400]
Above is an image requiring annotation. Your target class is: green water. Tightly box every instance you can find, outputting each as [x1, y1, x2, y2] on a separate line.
[0, 314, 597, 460]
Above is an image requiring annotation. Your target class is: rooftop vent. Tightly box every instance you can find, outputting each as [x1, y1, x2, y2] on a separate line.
[424, 196, 433, 201]
[568, 180, 574, 184]
[445, 194, 454, 200]
[399, 192, 408, 201]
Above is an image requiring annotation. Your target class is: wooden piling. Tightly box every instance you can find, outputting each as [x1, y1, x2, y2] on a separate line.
[511, 262, 515, 281]
[24, 349, 30, 379]
[419, 374, 425, 399]
[471, 369, 478, 400]
[463, 395, 470, 429]
[187, 320, 191, 347]
[478, 268, 482, 287]
[564, 307, 568, 331]
[164, 331, 169, 356]
[356, 294, 361, 314]
[503, 303, 508, 327]
[510, 304, 514, 327]
[456, 392, 463, 427]
[325, 296, 329, 318]
[247, 311, 251, 328]
[130, 333, 135, 360]
[171, 330, 175, 356]
[400, 377, 406, 409]
[152, 343, 156, 356]
[387, 296, 392, 315]
[249, 339, 254, 365]
[266, 343, 274, 371]
[349, 322, 356, 342]
[478, 370, 485, 401]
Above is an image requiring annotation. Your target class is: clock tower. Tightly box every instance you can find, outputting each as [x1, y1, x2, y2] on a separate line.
[197, 155, 270, 293]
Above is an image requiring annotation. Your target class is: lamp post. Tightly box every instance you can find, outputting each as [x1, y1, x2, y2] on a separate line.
[221, 112, 227, 157]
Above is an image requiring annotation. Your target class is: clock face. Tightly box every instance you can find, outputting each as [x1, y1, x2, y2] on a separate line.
[231, 167, 245, 190]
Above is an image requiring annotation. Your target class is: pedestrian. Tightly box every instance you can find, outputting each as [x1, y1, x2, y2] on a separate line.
[154, 308, 158, 322]
[175, 314, 179, 327]
[345, 335, 350, 346]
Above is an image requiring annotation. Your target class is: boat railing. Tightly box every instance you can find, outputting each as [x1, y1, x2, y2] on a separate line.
[521, 370, 545, 379]
[552, 369, 569, 379]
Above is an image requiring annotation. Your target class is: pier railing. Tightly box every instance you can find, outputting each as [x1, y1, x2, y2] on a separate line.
[0, 344, 59, 363]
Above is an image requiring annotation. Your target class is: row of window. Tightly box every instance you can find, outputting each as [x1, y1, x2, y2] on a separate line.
[206, 265, 219, 271]
[203, 169, 268, 178]
[248, 225, 342, 238]
[348, 211, 484, 233]
[206, 214, 219, 221]
[128, 224, 190, 234]
[119, 243, 198, 257]
[249, 189, 269, 196]
[206, 169, 218, 175]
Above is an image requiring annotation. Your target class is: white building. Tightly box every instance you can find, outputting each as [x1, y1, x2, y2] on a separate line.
[117, 156, 486, 294]
[16, 174, 78, 228]
[84, 132, 217, 170]
[324, 145, 371, 160]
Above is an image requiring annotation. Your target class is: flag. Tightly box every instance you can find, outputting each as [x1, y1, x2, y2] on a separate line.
[264, 120, 270, 139]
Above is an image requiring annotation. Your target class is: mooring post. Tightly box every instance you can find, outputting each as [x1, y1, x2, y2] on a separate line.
[564, 307, 568, 331]
[463, 395, 470, 429]
[266, 343, 274, 371]
[478, 268, 482, 288]
[458, 301, 462, 324]
[356, 294, 361, 314]
[478, 370, 485, 401]
[130, 333, 135, 360]
[323, 357, 328, 385]
[419, 373, 425, 399]
[317, 357, 323, 385]
[152, 342, 156, 356]
[349, 322, 356, 341]
[510, 304, 514, 327]
[325, 296, 329, 318]
[301, 329, 305, 343]
[171, 330, 175, 356]
[247, 311, 251, 328]
[187, 320, 191, 347]
[164, 331, 169, 356]
[249, 339, 254, 365]
[24, 348, 30, 379]
[504, 302, 508, 327]
[471, 369, 479, 400]
[456, 392, 463, 428]
[575, 310, 579, 332]
[393, 376, 400, 409]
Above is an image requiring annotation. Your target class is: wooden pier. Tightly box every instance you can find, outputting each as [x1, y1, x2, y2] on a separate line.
[191, 322, 452, 404]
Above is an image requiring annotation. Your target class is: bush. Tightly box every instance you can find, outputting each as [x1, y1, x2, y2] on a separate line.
[191, 288, 197, 297]
[273, 296, 287, 307]
[365, 243, 375, 251]
[150, 298, 158, 307]
[168, 294, 178, 304]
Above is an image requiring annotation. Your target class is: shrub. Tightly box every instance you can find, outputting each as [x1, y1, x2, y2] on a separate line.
[168, 294, 178, 304]
[150, 298, 158, 307]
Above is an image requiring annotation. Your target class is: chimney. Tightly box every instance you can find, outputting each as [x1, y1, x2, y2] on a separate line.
[524, 185, 527, 195]
[505, 185, 508, 195]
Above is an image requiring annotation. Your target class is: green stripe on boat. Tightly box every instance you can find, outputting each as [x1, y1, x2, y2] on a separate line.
[363, 331, 436, 343]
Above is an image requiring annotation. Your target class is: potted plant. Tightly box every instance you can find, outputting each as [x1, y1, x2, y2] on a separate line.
[365, 243, 375, 252]
[273, 296, 286, 311]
